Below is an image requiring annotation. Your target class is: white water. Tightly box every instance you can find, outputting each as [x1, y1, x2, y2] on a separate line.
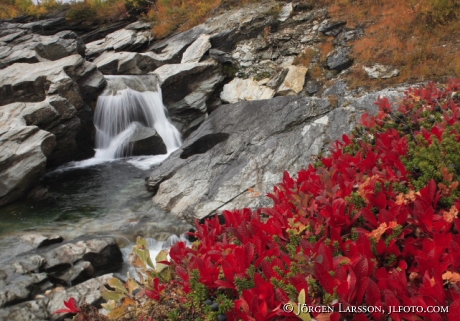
[94, 77, 181, 159]
[61, 76, 181, 171]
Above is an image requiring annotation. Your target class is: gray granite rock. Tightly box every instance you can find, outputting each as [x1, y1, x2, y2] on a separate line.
[146, 86, 407, 220]
[326, 46, 353, 71]
[152, 61, 225, 135]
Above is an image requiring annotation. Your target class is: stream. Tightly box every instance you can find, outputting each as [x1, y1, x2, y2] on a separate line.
[0, 75, 191, 263]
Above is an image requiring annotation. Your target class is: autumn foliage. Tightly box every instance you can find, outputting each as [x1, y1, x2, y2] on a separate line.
[146, 80, 460, 321]
[56, 85, 460, 320]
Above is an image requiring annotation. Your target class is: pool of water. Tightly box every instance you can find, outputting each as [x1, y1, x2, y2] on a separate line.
[0, 157, 192, 262]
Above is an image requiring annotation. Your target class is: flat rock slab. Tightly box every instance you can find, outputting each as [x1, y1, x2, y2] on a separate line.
[220, 77, 275, 103]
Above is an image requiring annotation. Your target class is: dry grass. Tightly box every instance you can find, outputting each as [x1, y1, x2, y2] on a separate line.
[0, 0, 59, 19]
[66, 0, 129, 23]
[316, 0, 460, 87]
[148, 0, 223, 39]
[293, 47, 317, 67]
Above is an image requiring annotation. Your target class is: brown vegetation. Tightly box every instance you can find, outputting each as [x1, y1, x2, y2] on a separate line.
[316, 0, 460, 87]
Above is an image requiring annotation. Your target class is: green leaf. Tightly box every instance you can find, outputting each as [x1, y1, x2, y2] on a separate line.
[288, 289, 311, 321]
[155, 250, 169, 273]
[108, 278, 128, 294]
[102, 290, 125, 302]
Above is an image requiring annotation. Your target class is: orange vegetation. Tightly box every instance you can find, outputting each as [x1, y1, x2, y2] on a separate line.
[317, 0, 460, 85]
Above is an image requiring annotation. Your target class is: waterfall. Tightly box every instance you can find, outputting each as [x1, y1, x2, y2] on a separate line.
[93, 76, 182, 160]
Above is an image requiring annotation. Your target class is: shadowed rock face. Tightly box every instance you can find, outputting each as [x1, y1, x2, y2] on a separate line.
[0, 55, 106, 206]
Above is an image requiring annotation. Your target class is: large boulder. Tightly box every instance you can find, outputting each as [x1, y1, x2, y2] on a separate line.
[93, 51, 158, 75]
[0, 55, 106, 205]
[0, 274, 114, 321]
[0, 235, 122, 310]
[146, 87, 406, 220]
[0, 102, 56, 207]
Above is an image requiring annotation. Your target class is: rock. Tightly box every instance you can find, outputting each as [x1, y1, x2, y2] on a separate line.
[0, 253, 49, 307]
[326, 46, 353, 71]
[0, 234, 123, 316]
[0, 102, 56, 207]
[146, 0, 280, 66]
[305, 80, 320, 95]
[35, 31, 85, 61]
[0, 54, 106, 205]
[85, 26, 153, 59]
[93, 51, 157, 75]
[147, 25, 208, 66]
[20, 234, 64, 250]
[278, 2, 293, 22]
[0, 273, 114, 320]
[147, 96, 333, 219]
[0, 31, 85, 69]
[364, 64, 400, 79]
[181, 34, 211, 63]
[220, 77, 275, 103]
[266, 68, 289, 89]
[209, 49, 234, 64]
[0, 298, 50, 321]
[318, 19, 346, 36]
[39, 236, 122, 272]
[130, 124, 167, 156]
[276, 65, 308, 96]
[0, 273, 49, 307]
[0, 54, 105, 106]
[49, 261, 93, 285]
[146, 87, 407, 220]
[323, 79, 348, 98]
[152, 62, 225, 135]
[47, 274, 113, 321]
[333, 28, 364, 46]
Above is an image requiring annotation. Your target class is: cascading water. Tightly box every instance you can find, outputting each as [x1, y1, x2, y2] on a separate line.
[93, 76, 182, 161]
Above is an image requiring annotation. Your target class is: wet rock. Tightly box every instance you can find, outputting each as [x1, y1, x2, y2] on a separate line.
[276, 65, 308, 96]
[326, 46, 353, 71]
[93, 51, 157, 75]
[153, 61, 225, 135]
[39, 236, 122, 273]
[0, 273, 48, 307]
[364, 64, 400, 79]
[20, 234, 64, 251]
[220, 77, 275, 103]
[48, 261, 94, 285]
[0, 53, 106, 205]
[181, 34, 211, 63]
[130, 125, 167, 156]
